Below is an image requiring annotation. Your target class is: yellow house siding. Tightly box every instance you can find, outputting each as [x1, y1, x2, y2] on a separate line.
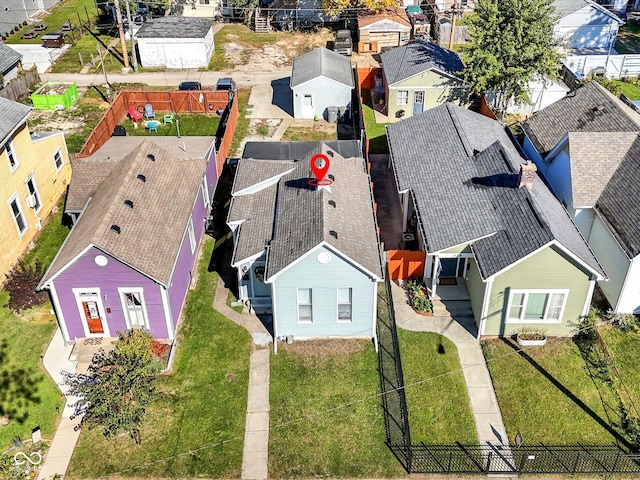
[0, 124, 70, 281]
[483, 245, 592, 337]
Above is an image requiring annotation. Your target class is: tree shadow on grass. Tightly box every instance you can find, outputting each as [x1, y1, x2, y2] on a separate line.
[0, 341, 42, 424]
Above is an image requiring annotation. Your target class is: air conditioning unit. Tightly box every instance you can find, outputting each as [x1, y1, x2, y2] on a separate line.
[26, 194, 37, 209]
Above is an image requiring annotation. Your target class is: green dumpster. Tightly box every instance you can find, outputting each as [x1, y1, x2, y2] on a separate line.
[31, 82, 79, 110]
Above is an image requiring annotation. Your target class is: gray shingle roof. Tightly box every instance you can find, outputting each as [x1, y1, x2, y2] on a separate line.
[291, 48, 354, 88]
[596, 137, 640, 258]
[135, 17, 213, 38]
[242, 140, 361, 162]
[386, 103, 604, 279]
[41, 139, 209, 286]
[521, 81, 640, 157]
[381, 40, 463, 85]
[0, 97, 31, 146]
[0, 43, 21, 74]
[229, 142, 383, 280]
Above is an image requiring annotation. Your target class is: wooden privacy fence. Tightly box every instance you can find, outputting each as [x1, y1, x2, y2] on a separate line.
[79, 90, 231, 158]
[387, 250, 426, 280]
[0, 69, 41, 102]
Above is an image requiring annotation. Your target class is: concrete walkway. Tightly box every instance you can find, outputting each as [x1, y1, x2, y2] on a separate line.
[213, 276, 271, 480]
[390, 280, 511, 449]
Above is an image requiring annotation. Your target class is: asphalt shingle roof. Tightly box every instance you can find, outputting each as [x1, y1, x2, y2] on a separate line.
[358, 7, 411, 28]
[41, 139, 209, 286]
[0, 96, 31, 146]
[290, 48, 354, 88]
[0, 43, 21, 74]
[229, 142, 383, 280]
[135, 17, 213, 38]
[386, 103, 604, 279]
[521, 81, 640, 157]
[381, 40, 463, 85]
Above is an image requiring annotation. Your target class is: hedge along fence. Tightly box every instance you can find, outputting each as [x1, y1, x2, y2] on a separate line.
[79, 90, 231, 158]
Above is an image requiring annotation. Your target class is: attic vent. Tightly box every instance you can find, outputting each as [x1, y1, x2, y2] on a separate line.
[110, 225, 121, 234]
[147, 153, 156, 161]
[329, 230, 338, 239]
[327, 150, 334, 157]
[124, 199, 134, 208]
[593, 104, 605, 112]
[328, 174, 335, 181]
[137, 174, 146, 182]
[328, 200, 336, 208]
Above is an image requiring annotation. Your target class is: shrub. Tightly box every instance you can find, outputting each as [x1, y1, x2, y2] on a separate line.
[606, 310, 639, 333]
[517, 326, 547, 340]
[623, 414, 640, 451]
[3, 260, 48, 313]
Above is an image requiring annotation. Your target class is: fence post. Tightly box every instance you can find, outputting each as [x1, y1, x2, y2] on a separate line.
[485, 451, 493, 473]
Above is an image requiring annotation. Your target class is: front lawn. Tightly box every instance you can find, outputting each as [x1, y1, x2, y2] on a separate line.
[269, 340, 404, 478]
[483, 337, 626, 445]
[398, 330, 477, 443]
[361, 89, 389, 154]
[599, 326, 640, 406]
[281, 125, 338, 142]
[616, 22, 640, 55]
[66, 238, 252, 478]
[119, 114, 221, 137]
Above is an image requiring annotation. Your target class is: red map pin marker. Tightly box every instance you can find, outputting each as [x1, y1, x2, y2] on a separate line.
[310, 153, 330, 182]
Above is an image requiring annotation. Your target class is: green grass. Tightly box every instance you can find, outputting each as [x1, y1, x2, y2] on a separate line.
[230, 89, 250, 156]
[398, 330, 477, 443]
[615, 22, 640, 54]
[269, 341, 404, 478]
[610, 79, 640, 100]
[119, 114, 221, 137]
[483, 337, 626, 445]
[67, 238, 252, 478]
[49, 30, 126, 74]
[226, 290, 244, 314]
[361, 89, 389, 154]
[599, 326, 640, 407]
[281, 126, 338, 141]
[22, 199, 70, 271]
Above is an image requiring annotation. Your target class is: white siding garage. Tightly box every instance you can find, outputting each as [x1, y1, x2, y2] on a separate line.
[136, 17, 214, 69]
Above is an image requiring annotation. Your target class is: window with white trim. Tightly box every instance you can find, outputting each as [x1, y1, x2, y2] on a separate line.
[5, 142, 18, 171]
[397, 91, 408, 105]
[507, 290, 567, 322]
[25, 174, 42, 212]
[297, 288, 313, 323]
[337, 287, 352, 322]
[8, 194, 27, 235]
[53, 149, 64, 171]
[188, 218, 196, 254]
[119, 288, 148, 329]
[201, 181, 208, 209]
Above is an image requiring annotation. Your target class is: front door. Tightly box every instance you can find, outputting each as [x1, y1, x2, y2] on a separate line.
[413, 91, 424, 115]
[82, 297, 104, 334]
[301, 93, 314, 119]
[439, 258, 458, 278]
[74, 290, 108, 337]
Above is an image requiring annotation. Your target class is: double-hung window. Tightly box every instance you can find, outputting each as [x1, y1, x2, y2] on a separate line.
[397, 90, 408, 105]
[53, 149, 64, 171]
[8, 194, 27, 235]
[5, 142, 18, 171]
[188, 219, 196, 254]
[337, 287, 352, 322]
[507, 290, 567, 323]
[297, 288, 313, 323]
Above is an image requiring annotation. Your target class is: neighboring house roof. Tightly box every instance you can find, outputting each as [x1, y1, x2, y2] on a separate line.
[552, 0, 623, 21]
[596, 136, 640, 258]
[242, 140, 361, 162]
[40, 139, 211, 287]
[135, 17, 213, 38]
[381, 40, 463, 85]
[229, 142, 383, 280]
[0, 43, 22, 74]
[358, 7, 412, 29]
[290, 47, 355, 88]
[65, 137, 213, 212]
[521, 81, 640, 157]
[0, 96, 31, 147]
[386, 103, 604, 279]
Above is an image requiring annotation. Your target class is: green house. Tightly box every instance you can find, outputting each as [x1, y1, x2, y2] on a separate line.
[386, 103, 606, 338]
[31, 82, 78, 110]
[381, 40, 466, 120]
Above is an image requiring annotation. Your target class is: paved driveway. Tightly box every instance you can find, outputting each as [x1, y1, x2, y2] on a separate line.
[10, 43, 71, 73]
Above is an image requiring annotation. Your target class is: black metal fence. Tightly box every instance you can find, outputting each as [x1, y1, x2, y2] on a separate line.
[375, 272, 640, 475]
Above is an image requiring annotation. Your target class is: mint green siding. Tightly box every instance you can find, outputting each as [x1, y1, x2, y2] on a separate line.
[483, 246, 592, 336]
[272, 246, 378, 338]
[441, 243, 472, 254]
[387, 70, 466, 119]
[464, 257, 486, 322]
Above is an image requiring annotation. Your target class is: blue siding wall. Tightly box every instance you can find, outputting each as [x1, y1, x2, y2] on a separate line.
[272, 245, 378, 338]
[292, 77, 352, 120]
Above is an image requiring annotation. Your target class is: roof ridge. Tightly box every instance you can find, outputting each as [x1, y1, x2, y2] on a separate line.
[447, 104, 474, 157]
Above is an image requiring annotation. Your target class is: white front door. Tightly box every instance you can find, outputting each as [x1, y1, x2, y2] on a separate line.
[301, 93, 314, 119]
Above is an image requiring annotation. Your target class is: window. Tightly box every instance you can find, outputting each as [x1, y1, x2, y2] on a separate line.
[53, 149, 64, 171]
[8, 195, 27, 235]
[397, 91, 408, 105]
[188, 218, 196, 254]
[297, 288, 313, 323]
[507, 290, 567, 323]
[25, 175, 42, 212]
[201, 181, 208, 209]
[5, 142, 18, 171]
[337, 287, 352, 322]
[119, 288, 148, 329]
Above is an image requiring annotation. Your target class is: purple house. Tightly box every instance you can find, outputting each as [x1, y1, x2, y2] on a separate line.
[38, 137, 218, 344]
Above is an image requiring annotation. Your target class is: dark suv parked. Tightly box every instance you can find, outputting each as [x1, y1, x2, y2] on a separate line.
[215, 77, 237, 92]
[178, 81, 202, 91]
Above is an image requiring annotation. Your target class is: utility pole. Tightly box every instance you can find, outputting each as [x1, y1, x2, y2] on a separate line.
[113, 0, 130, 70]
[97, 44, 111, 102]
[124, 0, 138, 72]
[448, 1, 461, 51]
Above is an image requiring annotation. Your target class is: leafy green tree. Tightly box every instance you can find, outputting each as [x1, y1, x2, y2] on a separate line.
[322, 0, 399, 17]
[462, 0, 561, 115]
[64, 330, 162, 444]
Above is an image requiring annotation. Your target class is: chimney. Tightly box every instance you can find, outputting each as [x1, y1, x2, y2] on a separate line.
[519, 161, 537, 189]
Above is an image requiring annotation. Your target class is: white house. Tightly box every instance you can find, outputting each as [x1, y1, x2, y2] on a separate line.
[553, 0, 624, 50]
[521, 81, 640, 314]
[290, 47, 354, 120]
[136, 17, 214, 69]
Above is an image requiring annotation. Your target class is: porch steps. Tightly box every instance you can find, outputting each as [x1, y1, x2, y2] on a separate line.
[254, 9, 269, 33]
[432, 298, 474, 317]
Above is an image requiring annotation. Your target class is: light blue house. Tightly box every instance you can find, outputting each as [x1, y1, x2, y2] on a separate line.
[553, 0, 624, 50]
[227, 141, 383, 351]
[290, 48, 354, 120]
